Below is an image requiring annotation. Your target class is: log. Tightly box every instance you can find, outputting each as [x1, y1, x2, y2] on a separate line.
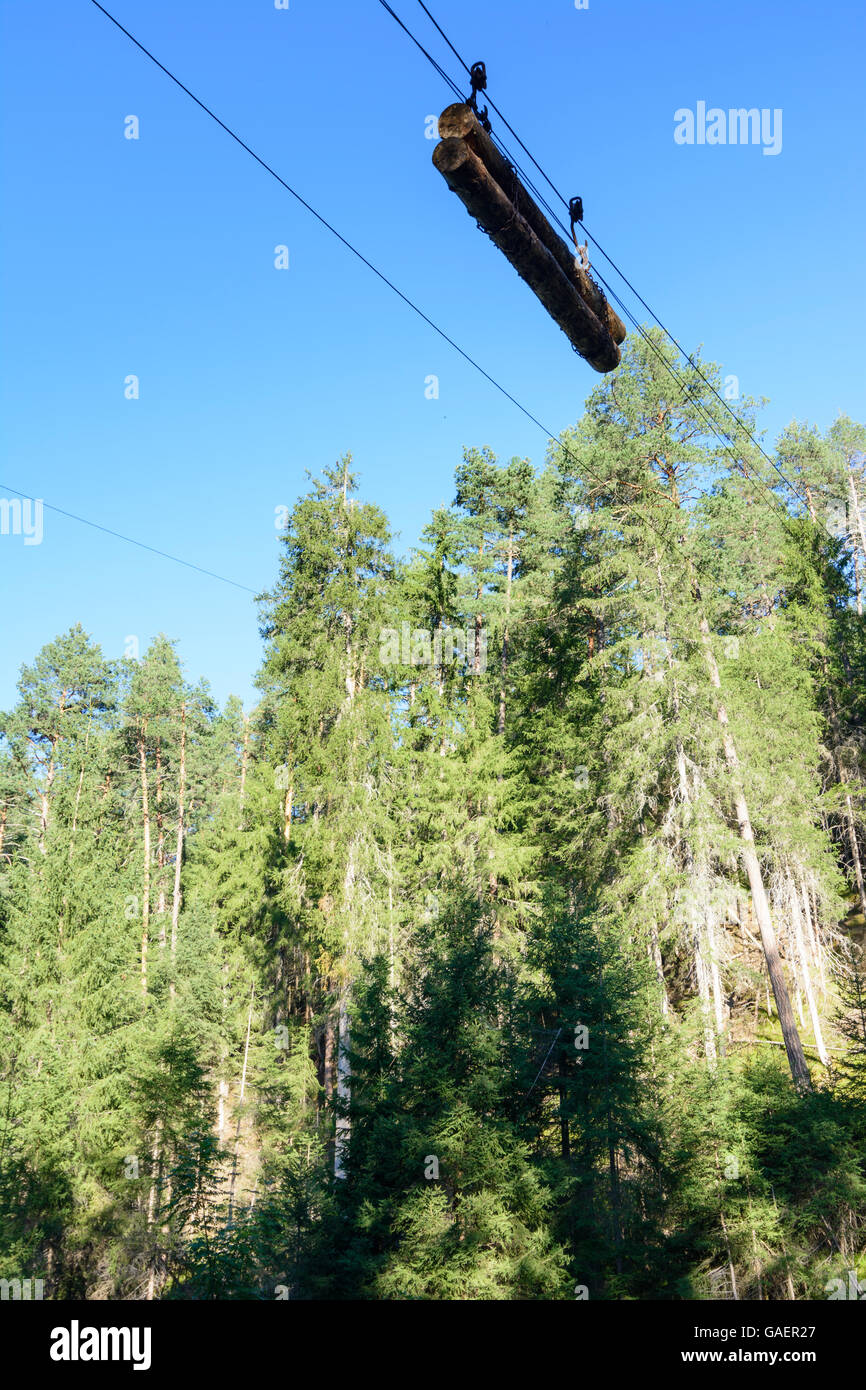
[437, 103, 627, 347]
[433, 135, 620, 373]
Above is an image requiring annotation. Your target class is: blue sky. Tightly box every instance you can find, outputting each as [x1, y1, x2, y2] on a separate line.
[2, 0, 864, 712]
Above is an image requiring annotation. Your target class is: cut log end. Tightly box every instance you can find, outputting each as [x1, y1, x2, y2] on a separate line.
[438, 102, 477, 142]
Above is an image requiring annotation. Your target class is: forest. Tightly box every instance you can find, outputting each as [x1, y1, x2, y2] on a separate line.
[2, 331, 865, 1301]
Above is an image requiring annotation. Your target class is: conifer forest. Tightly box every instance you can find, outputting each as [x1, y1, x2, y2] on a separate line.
[4, 1, 866, 1337]
[3, 334, 866, 1302]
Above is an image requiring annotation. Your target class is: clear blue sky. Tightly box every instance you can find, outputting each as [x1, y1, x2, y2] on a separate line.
[2, 0, 864, 712]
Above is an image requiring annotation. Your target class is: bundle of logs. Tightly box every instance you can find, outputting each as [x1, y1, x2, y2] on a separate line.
[432, 104, 625, 373]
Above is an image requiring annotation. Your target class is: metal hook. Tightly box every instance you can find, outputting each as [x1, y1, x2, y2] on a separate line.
[569, 196, 590, 268]
[468, 61, 492, 133]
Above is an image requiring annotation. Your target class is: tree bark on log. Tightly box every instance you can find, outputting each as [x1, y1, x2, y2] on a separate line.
[437, 103, 627, 346]
[432, 136, 620, 372]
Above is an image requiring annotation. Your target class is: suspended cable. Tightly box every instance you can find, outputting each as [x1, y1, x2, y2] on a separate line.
[378, 0, 464, 102]
[0, 483, 258, 593]
[405, 0, 832, 536]
[378, 8, 794, 538]
[88, 0, 692, 567]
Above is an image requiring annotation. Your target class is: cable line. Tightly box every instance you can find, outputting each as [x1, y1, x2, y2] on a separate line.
[0, 483, 258, 593]
[390, 4, 801, 540]
[378, 0, 464, 102]
[404, 0, 831, 535]
[88, 0, 831, 591]
[408, 9, 807, 551]
[88, 1, 693, 566]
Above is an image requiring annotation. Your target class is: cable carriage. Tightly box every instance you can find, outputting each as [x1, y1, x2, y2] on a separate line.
[432, 64, 625, 373]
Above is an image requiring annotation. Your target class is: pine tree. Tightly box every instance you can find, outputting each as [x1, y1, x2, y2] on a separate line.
[329, 901, 569, 1300]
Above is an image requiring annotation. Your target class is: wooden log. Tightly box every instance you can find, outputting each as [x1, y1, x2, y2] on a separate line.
[437, 103, 627, 346]
[433, 136, 620, 373]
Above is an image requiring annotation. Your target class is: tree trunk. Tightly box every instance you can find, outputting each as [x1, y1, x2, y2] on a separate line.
[498, 528, 514, 737]
[138, 726, 151, 1000]
[694, 918, 718, 1068]
[38, 738, 58, 855]
[334, 998, 351, 1180]
[145, 1120, 163, 1300]
[800, 877, 826, 994]
[707, 918, 727, 1052]
[804, 483, 817, 524]
[474, 548, 485, 678]
[170, 702, 187, 994]
[649, 925, 669, 1017]
[697, 616, 811, 1092]
[323, 1016, 336, 1104]
[227, 986, 254, 1227]
[69, 760, 86, 846]
[387, 854, 397, 1035]
[848, 470, 866, 572]
[239, 711, 249, 820]
[788, 872, 828, 1066]
[156, 742, 166, 938]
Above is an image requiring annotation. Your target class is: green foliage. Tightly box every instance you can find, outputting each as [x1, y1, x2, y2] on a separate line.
[2, 378, 865, 1301]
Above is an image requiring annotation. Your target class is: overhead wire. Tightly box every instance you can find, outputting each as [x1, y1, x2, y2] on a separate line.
[86, 0, 692, 569]
[378, 6, 797, 552]
[410, 1, 806, 496]
[378, 0, 464, 102]
[0, 483, 258, 593]
[487, 135, 798, 538]
[81, 0, 835, 603]
[382, 2, 809, 553]
[405, 0, 835, 542]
